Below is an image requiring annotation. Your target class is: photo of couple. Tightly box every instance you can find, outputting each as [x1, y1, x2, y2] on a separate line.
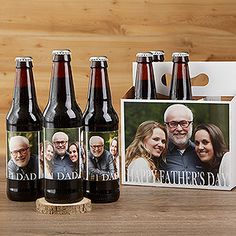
[124, 103, 230, 187]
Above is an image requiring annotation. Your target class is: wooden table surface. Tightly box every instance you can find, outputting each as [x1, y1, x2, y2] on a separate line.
[0, 155, 236, 236]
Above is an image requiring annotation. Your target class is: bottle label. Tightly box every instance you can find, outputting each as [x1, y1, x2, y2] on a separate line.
[44, 127, 82, 180]
[84, 131, 119, 181]
[6, 131, 42, 181]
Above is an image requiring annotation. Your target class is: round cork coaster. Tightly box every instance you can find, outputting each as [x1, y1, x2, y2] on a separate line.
[36, 197, 92, 215]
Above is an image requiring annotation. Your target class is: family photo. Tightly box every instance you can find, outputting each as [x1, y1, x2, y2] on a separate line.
[124, 102, 230, 187]
[44, 129, 81, 180]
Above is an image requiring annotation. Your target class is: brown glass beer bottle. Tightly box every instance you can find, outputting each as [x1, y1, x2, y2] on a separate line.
[6, 57, 43, 201]
[83, 56, 120, 203]
[134, 52, 157, 99]
[169, 52, 192, 100]
[43, 50, 83, 203]
[149, 50, 167, 86]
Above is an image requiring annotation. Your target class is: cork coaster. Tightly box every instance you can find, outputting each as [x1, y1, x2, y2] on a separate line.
[36, 197, 92, 215]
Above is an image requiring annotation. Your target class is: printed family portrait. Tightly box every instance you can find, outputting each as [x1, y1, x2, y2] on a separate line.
[44, 128, 81, 180]
[123, 101, 230, 187]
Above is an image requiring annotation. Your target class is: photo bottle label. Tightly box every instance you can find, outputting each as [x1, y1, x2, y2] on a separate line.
[84, 130, 119, 181]
[6, 131, 41, 181]
[44, 127, 82, 180]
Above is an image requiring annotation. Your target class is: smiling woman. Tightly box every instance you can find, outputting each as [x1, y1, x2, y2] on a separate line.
[194, 123, 229, 185]
[125, 120, 167, 184]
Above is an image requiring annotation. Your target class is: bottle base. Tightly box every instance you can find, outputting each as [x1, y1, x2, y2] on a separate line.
[45, 192, 83, 204]
[7, 190, 38, 202]
[44, 178, 83, 204]
[84, 189, 120, 203]
[83, 179, 120, 203]
[7, 179, 38, 202]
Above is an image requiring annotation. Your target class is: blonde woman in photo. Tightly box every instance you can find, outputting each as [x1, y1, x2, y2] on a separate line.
[125, 121, 167, 184]
[44, 141, 54, 179]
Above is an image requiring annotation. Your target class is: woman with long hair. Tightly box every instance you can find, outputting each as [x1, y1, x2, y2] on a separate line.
[110, 137, 119, 173]
[44, 141, 54, 179]
[125, 120, 167, 183]
[194, 123, 229, 185]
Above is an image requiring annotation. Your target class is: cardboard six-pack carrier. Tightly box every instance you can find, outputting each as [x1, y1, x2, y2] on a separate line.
[121, 61, 236, 190]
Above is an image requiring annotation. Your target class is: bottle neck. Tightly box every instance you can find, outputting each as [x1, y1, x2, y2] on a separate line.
[153, 54, 164, 62]
[173, 61, 190, 80]
[170, 61, 192, 100]
[13, 66, 38, 107]
[87, 66, 112, 107]
[135, 62, 157, 99]
[49, 60, 76, 105]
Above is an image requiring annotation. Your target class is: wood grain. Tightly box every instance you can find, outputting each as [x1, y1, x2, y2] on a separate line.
[1, 4, 236, 233]
[1, 1, 236, 156]
[1, 1, 236, 154]
[0, 175, 236, 235]
[36, 197, 92, 215]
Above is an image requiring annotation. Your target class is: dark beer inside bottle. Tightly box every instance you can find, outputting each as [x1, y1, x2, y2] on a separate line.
[43, 50, 83, 204]
[134, 53, 157, 99]
[83, 56, 120, 203]
[7, 57, 43, 201]
[149, 50, 167, 86]
[169, 52, 192, 100]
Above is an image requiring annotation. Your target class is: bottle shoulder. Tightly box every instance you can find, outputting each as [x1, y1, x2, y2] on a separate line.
[6, 108, 43, 131]
[83, 107, 119, 131]
[43, 103, 83, 128]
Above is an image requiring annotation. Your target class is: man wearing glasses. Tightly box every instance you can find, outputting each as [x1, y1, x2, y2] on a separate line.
[8, 136, 38, 180]
[52, 131, 75, 180]
[88, 136, 115, 181]
[162, 104, 203, 184]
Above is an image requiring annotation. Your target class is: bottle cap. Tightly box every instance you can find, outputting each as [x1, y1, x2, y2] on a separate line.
[15, 56, 33, 68]
[149, 50, 165, 62]
[136, 52, 153, 63]
[89, 56, 108, 68]
[89, 56, 108, 62]
[172, 52, 189, 62]
[172, 52, 189, 57]
[15, 56, 33, 62]
[52, 49, 71, 62]
[52, 49, 71, 55]
[149, 50, 165, 56]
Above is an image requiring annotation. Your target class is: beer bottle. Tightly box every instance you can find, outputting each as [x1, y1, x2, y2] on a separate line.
[83, 56, 120, 203]
[169, 52, 192, 100]
[134, 52, 157, 99]
[43, 49, 83, 203]
[6, 57, 43, 201]
[149, 50, 167, 86]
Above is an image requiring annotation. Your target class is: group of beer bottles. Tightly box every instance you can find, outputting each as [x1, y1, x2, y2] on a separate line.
[6, 49, 191, 203]
[6, 50, 119, 203]
[134, 50, 192, 100]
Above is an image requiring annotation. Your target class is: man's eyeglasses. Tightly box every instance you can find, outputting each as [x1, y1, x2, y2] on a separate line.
[11, 147, 29, 157]
[53, 141, 68, 146]
[165, 120, 193, 129]
[90, 145, 104, 150]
